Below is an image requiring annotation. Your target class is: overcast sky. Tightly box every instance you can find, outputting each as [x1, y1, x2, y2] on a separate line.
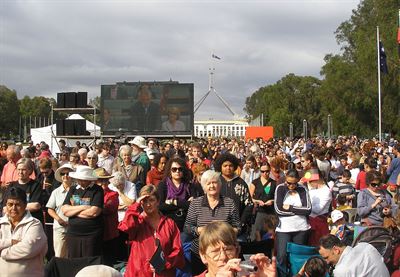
[1, 0, 360, 120]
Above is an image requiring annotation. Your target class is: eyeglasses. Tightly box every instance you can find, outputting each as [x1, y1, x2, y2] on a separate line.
[171, 167, 183, 173]
[87, 157, 96, 160]
[286, 181, 297, 186]
[206, 245, 237, 261]
[60, 172, 69, 177]
[260, 170, 270, 174]
[370, 183, 380, 187]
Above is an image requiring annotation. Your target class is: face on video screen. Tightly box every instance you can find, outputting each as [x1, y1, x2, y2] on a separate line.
[100, 82, 194, 136]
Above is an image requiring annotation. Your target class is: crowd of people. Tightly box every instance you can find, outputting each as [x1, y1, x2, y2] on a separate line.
[0, 135, 399, 277]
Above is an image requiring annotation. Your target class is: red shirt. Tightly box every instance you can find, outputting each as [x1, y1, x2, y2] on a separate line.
[355, 171, 367, 190]
[146, 167, 164, 186]
[1, 160, 36, 186]
[103, 187, 119, 241]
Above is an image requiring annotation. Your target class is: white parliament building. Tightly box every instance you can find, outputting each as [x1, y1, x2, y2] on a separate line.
[194, 119, 248, 138]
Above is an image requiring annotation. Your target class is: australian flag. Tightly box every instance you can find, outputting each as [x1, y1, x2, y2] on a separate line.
[212, 54, 221, 60]
[379, 41, 388, 74]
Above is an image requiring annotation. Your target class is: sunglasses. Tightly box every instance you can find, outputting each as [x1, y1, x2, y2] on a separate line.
[286, 181, 297, 186]
[60, 172, 69, 177]
[260, 170, 270, 173]
[370, 183, 380, 187]
[171, 167, 183, 173]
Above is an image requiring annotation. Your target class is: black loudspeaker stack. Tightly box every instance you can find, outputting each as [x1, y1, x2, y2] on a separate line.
[58, 119, 88, 136]
[55, 91, 89, 136]
[76, 92, 88, 108]
[56, 92, 88, 108]
[56, 119, 65, 136]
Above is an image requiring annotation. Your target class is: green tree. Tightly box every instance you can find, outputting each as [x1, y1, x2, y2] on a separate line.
[246, 0, 399, 138]
[319, 0, 399, 137]
[0, 85, 20, 138]
[245, 74, 322, 137]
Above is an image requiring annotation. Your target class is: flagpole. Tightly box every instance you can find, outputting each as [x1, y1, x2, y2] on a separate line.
[376, 26, 382, 142]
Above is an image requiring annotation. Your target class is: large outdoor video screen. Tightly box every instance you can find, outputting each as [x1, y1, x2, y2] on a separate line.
[101, 81, 194, 136]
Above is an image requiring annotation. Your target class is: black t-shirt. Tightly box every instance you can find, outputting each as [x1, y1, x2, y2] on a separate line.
[62, 184, 104, 236]
[253, 177, 276, 214]
[37, 172, 61, 223]
[3, 179, 44, 223]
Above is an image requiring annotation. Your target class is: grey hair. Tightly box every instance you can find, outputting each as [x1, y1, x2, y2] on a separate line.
[87, 150, 98, 159]
[110, 171, 126, 186]
[119, 145, 132, 155]
[16, 158, 34, 174]
[7, 145, 19, 156]
[200, 170, 222, 192]
[78, 148, 87, 156]
[20, 148, 30, 158]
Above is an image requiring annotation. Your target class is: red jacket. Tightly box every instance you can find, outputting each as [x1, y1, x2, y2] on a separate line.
[103, 187, 119, 241]
[118, 202, 185, 277]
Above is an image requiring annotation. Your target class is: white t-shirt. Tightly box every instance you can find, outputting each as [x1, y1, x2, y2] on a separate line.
[308, 185, 332, 217]
[276, 192, 310, 233]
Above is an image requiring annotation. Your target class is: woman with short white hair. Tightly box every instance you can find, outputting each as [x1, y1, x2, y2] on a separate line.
[109, 171, 137, 263]
[86, 150, 98, 169]
[109, 172, 137, 222]
[113, 145, 145, 192]
[184, 170, 240, 275]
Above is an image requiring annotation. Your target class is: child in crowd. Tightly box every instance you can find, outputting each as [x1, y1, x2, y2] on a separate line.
[329, 210, 353, 246]
[332, 169, 356, 207]
[255, 214, 278, 241]
[336, 194, 352, 211]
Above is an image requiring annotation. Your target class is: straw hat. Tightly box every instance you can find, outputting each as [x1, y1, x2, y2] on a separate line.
[55, 164, 75, 182]
[128, 136, 147, 149]
[69, 165, 98, 181]
[93, 168, 112, 179]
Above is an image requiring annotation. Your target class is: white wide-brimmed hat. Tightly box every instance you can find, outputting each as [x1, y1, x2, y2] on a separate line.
[55, 164, 75, 182]
[128, 136, 147, 149]
[76, 265, 122, 277]
[69, 165, 98, 181]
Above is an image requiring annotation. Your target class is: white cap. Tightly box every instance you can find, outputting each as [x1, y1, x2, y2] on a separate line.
[331, 210, 344, 223]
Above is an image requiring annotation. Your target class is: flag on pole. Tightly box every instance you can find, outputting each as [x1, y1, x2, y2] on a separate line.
[379, 41, 388, 74]
[212, 54, 221, 60]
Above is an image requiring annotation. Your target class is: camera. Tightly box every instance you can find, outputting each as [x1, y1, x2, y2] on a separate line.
[237, 261, 258, 276]
[192, 158, 198, 163]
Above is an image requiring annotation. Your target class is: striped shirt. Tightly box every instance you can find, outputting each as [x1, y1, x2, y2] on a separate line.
[184, 195, 240, 254]
[332, 181, 355, 198]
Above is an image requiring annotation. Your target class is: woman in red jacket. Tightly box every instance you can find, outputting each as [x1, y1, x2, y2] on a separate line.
[118, 184, 185, 277]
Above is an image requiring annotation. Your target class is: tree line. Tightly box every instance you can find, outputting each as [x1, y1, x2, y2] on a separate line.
[244, 0, 399, 138]
[0, 86, 100, 140]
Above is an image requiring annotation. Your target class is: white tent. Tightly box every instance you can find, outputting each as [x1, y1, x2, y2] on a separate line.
[30, 114, 101, 154]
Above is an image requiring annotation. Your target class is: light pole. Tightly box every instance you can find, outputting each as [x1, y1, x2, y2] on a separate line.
[289, 122, 293, 139]
[303, 119, 307, 140]
[327, 114, 331, 138]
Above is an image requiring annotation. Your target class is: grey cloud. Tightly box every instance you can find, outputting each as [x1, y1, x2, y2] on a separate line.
[1, 0, 359, 121]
